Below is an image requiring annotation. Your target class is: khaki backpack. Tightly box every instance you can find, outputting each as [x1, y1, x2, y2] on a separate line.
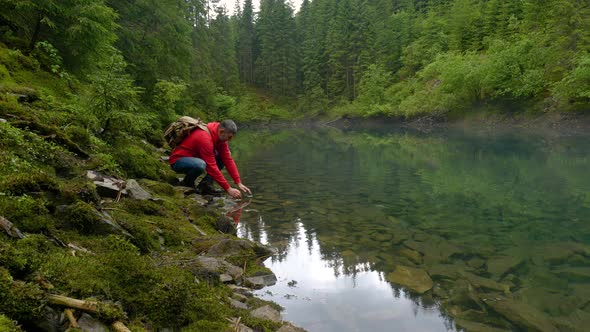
[164, 116, 210, 149]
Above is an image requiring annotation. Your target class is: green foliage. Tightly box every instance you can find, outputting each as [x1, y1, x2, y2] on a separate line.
[0, 267, 46, 322]
[153, 79, 187, 126]
[0, 314, 21, 332]
[87, 51, 143, 134]
[59, 201, 104, 234]
[0, 195, 53, 233]
[112, 142, 168, 180]
[553, 54, 590, 103]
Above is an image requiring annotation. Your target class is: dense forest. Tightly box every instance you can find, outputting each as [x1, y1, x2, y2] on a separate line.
[1, 0, 588, 124]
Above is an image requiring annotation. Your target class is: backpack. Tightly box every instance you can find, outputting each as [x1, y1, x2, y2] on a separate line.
[164, 116, 210, 149]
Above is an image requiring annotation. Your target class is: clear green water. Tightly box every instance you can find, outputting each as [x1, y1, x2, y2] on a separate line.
[229, 127, 590, 332]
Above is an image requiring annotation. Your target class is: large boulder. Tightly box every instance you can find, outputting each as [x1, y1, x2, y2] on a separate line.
[244, 273, 278, 289]
[194, 256, 243, 279]
[386, 265, 433, 294]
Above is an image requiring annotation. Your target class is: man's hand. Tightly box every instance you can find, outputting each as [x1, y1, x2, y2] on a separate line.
[237, 183, 252, 195]
[227, 187, 242, 199]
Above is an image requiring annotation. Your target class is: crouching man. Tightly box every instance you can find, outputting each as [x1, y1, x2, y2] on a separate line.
[169, 119, 251, 199]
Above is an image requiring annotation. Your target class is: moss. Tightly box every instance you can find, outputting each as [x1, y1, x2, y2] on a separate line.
[120, 199, 167, 216]
[0, 195, 54, 233]
[138, 179, 176, 196]
[59, 178, 100, 204]
[0, 268, 47, 322]
[0, 314, 22, 332]
[112, 143, 166, 180]
[0, 235, 55, 278]
[0, 171, 59, 196]
[59, 201, 105, 235]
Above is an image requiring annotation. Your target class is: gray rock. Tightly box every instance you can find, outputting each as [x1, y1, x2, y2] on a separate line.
[87, 171, 128, 198]
[220, 274, 234, 283]
[228, 285, 254, 296]
[0, 118, 7, 123]
[245, 274, 278, 289]
[232, 292, 249, 302]
[276, 323, 307, 332]
[207, 239, 254, 257]
[387, 265, 433, 294]
[77, 313, 109, 332]
[95, 210, 132, 236]
[250, 305, 281, 323]
[125, 179, 152, 200]
[196, 256, 243, 279]
[229, 297, 249, 310]
[34, 306, 67, 332]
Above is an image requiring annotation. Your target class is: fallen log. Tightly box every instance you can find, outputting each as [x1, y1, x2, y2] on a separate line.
[48, 294, 132, 331]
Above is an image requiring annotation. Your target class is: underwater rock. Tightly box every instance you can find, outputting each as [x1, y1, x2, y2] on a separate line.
[454, 319, 510, 332]
[482, 296, 559, 332]
[553, 267, 590, 282]
[553, 309, 590, 332]
[125, 179, 152, 200]
[486, 255, 526, 277]
[250, 305, 281, 322]
[399, 248, 423, 264]
[462, 272, 511, 294]
[386, 265, 433, 294]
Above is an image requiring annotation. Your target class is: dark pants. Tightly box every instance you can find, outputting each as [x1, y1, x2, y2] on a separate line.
[171, 155, 224, 187]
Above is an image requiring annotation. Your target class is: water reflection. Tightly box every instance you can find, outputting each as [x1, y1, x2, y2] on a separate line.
[239, 222, 455, 332]
[231, 127, 590, 332]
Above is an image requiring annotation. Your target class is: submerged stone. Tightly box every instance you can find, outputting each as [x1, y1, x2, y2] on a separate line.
[454, 319, 510, 332]
[462, 272, 511, 294]
[250, 305, 281, 322]
[482, 296, 559, 332]
[486, 256, 526, 277]
[386, 265, 433, 294]
[399, 248, 423, 264]
[553, 267, 590, 282]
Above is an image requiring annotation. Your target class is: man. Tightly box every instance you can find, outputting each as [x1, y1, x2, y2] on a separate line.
[169, 119, 251, 199]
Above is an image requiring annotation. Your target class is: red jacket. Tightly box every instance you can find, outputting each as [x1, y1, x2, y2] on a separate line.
[169, 122, 241, 190]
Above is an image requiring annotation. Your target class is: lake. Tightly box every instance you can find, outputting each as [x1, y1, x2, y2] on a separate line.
[229, 125, 590, 332]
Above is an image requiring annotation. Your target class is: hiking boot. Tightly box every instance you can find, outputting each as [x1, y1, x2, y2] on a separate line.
[196, 180, 223, 195]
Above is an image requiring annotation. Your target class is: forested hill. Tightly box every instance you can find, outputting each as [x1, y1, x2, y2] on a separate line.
[1, 0, 589, 122]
